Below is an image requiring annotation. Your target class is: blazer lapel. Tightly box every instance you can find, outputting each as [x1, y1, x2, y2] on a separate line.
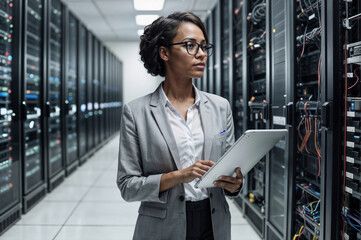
[199, 94, 213, 161]
[150, 84, 180, 169]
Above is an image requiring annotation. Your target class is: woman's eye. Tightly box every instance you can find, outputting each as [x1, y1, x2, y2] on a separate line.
[187, 42, 196, 49]
[201, 45, 208, 50]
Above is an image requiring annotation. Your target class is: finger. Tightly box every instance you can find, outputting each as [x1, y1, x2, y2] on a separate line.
[195, 162, 212, 171]
[236, 167, 243, 179]
[217, 176, 239, 184]
[191, 170, 203, 178]
[194, 168, 207, 176]
[213, 181, 237, 192]
[198, 160, 215, 167]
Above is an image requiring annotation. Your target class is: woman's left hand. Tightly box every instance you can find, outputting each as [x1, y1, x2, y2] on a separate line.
[213, 167, 243, 193]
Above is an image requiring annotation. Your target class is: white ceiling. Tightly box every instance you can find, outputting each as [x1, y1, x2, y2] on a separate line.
[61, 0, 218, 42]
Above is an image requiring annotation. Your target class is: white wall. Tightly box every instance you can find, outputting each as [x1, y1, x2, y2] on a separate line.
[104, 41, 163, 104]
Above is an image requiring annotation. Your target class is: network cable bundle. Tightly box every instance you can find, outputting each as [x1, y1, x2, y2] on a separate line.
[342, 0, 361, 239]
[293, 0, 322, 239]
[245, 0, 267, 231]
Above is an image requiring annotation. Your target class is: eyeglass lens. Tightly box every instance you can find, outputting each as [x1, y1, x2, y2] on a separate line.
[186, 42, 213, 56]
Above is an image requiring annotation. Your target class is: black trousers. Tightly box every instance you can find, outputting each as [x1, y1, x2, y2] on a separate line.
[186, 198, 214, 240]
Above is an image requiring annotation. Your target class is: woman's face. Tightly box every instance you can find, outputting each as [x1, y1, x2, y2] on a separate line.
[165, 22, 208, 79]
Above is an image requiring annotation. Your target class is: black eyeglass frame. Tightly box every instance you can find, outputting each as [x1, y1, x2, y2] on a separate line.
[167, 41, 214, 57]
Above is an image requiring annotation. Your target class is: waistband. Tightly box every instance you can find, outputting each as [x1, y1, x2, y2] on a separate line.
[186, 198, 210, 210]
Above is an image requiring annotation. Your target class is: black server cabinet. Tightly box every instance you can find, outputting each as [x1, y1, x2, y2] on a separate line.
[220, 0, 233, 105]
[99, 44, 104, 142]
[86, 32, 94, 151]
[206, 14, 213, 94]
[288, 0, 323, 239]
[105, 51, 110, 138]
[338, 1, 361, 240]
[213, 2, 221, 96]
[110, 54, 115, 134]
[242, 0, 268, 238]
[46, 0, 64, 192]
[103, 49, 108, 139]
[233, 0, 245, 140]
[201, 19, 208, 92]
[266, 0, 288, 239]
[63, 10, 78, 175]
[0, 0, 22, 234]
[22, 0, 47, 213]
[77, 23, 87, 162]
[92, 37, 100, 147]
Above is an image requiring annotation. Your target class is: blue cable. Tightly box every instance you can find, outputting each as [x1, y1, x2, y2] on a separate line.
[309, 186, 320, 195]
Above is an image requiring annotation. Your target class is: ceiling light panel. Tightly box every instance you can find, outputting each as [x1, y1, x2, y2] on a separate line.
[135, 15, 159, 25]
[134, 0, 165, 11]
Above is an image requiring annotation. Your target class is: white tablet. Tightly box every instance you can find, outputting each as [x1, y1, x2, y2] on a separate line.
[195, 129, 288, 189]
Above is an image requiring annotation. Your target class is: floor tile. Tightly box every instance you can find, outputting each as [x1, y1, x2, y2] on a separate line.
[43, 185, 89, 202]
[55, 226, 134, 240]
[65, 202, 139, 226]
[61, 169, 103, 187]
[17, 202, 78, 225]
[1, 225, 60, 240]
[228, 200, 249, 225]
[83, 187, 125, 202]
[231, 224, 262, 240]
[93, 169, 118, 187]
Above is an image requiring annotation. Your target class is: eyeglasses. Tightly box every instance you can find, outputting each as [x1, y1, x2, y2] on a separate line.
[168, 41, 214, 57]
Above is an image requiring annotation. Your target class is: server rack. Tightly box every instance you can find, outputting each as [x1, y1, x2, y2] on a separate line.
[266, 0, 288, 239]
[233, 0, 245, 141]
[99, 43, 105, 142]
[0, 0, 22, 234]
[86, 31, 94, 151]
[21, 0, 47, 213]
[339, 1, 361, 240]
[242, 0, 268, 238]
[63, 10, 78, 176]
[200, 18, 208, 92]
[287, 0, 324, 239]
[103, 48, 108, 139]
[92, 37, 100, 147]
[220, 0, 233, 105]
[206, 14, 214, 93]
[213, 2, 221, 96]
[46, 0, 64, 192]
[77, 23, 87, 163]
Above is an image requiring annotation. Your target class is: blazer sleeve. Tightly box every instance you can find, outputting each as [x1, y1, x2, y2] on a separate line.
[222, 100, 243, 198]
[116, 103, 168, 203]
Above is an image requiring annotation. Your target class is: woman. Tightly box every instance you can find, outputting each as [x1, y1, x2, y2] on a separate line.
[117, 11, 243, 240]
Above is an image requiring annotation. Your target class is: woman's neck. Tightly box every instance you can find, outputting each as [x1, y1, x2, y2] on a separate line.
[162, 78, 194, 103]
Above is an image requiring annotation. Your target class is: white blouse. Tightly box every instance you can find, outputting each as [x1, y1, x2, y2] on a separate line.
[160, 85, 208, 201]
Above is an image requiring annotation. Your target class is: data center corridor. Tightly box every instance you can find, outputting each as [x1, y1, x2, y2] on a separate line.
[1, 136, 260, 240]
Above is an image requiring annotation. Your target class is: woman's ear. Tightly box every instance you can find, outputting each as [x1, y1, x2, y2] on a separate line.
[159, 46, 169, 61]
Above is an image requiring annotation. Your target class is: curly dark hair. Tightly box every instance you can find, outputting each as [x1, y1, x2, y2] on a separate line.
[139, 11, 208, 77]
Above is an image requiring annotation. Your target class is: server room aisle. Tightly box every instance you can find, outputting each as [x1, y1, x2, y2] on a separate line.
[1, 136, 260, 240]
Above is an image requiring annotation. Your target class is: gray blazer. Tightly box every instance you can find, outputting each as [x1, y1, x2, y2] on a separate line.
[117, 83, 240, 240]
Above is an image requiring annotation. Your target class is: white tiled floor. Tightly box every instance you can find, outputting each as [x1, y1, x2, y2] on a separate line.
[1, 136, 261, 240]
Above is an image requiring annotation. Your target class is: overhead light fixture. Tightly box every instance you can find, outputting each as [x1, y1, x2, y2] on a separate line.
[135, 15, 159, 26]
[134, 0, 165, 11]
[137, 29, 144, 36]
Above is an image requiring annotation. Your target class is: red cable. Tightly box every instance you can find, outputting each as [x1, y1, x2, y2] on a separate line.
[347, 67, 360, 90]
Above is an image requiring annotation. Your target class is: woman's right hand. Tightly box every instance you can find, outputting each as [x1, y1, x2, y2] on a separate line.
[179, 160, 215, 183]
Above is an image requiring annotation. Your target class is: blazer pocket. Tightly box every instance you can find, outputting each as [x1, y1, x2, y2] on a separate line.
[138, 205, 167, 220]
